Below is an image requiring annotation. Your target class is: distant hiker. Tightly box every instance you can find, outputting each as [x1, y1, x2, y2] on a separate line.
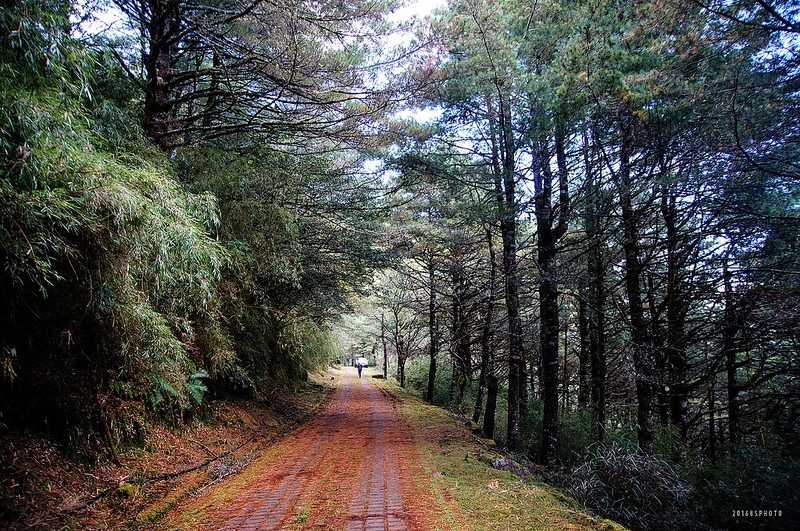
[355, 357, 368, 378]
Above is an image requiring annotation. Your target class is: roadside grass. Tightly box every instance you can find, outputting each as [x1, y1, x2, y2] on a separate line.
[370, 374, 627, 531]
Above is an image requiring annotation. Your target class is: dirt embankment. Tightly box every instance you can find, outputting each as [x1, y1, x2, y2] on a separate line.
[0, 378, 331, 531]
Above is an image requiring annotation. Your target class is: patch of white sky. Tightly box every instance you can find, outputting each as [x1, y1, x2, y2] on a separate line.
[383, 0, 447, 124]
[391, 0, 446, 21]
[363, 0, 447, 176]
[73, 1, 130, 39]
[77, 0, 446, 176]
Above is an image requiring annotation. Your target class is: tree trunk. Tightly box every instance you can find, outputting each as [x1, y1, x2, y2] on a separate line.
[660, 181, 689, 437]
[202, 50, 221, 129]
[426, 256, 438, 402]
[519, 356, 530, 427]
[503, 211, 524, 451]
[723, 263, 741, 449]
[473, 229, 497, 424]
[457, 332, 469, 406]
[142, 0, 181, 148]
[589, 302, 607, 443]
[648, 279, 671, 427]
[484, 375, 498, 440]
[584, 128, 607, 443]
[450, 265, 470, 407]
[578, 286, 590, 407]
[449, 355, 457, 405]
[536, 133, 569, 466]
[397, 338, 406, 388]
[588, 249, 607, 443]
[399, 360, 406, 388]
[381, 313, 388, 379]
[539, 253, 559, 464]
[562, 325, 569, 412]
[708, 384, 718, 459]
[488, 92, 524, 451]
[617, 120, 654, 455]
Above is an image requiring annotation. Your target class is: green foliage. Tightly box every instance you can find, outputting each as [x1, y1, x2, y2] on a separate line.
[568, 441, 693, 531]
[404, 357, 458, 407]
[0, 0, 373, 438]
[3, 140, 227, 408]
[170, 144, 384, 393]
[687, 437, 800, 530]
[554, 409, 597, 465]
[404, 357, 432, 396]
[53, 145, 227, 413]
[0, 347, 16, 386]
[173, 145, 384, 316]
[1, 0, 93, 186]
[187, 370, 210, 406]
[0, 0, 230, 446]
[286, 323, 342, 374]
[0, 177, 85, 292]
[0, 1, 91, 92]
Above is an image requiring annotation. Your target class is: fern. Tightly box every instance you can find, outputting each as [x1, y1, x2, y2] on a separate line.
[187, 370, 210, 406]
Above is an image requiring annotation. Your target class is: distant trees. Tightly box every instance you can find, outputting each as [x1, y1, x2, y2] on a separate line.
[376, 273, 427, 388]
[373, 145, 514, 439]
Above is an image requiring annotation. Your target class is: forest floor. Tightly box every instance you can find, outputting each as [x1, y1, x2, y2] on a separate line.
[1, 368, 625, 530]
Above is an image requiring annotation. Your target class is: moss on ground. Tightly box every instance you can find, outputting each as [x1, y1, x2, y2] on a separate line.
[372, 376, 627, 531]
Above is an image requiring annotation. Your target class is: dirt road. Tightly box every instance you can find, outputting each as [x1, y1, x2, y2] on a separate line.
[202, 369, 439, 531]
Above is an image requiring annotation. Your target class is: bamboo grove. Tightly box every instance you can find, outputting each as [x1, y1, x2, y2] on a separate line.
[1, 0, 394, 456]
[1, 0, 799, 529]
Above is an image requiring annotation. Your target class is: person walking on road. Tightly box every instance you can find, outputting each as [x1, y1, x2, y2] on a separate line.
[355, 357, 368, 378]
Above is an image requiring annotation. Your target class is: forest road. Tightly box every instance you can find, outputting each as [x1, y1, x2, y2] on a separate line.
[208, 368, 439, 531]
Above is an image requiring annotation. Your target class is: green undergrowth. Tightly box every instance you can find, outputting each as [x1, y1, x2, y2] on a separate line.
[370, 374, 627, 531]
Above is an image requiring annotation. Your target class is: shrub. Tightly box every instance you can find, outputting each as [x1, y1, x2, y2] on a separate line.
[690, 441, 800, 530]
[567, 441, 692, 531]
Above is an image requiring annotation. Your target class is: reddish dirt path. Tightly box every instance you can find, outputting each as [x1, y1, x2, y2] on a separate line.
[201, 369, 436, 531]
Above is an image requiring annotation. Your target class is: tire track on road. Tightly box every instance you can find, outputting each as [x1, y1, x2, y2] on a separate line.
[212, 377, 356, 530]
[346, 377, 410, 531]
[208, 371, 425, 531]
